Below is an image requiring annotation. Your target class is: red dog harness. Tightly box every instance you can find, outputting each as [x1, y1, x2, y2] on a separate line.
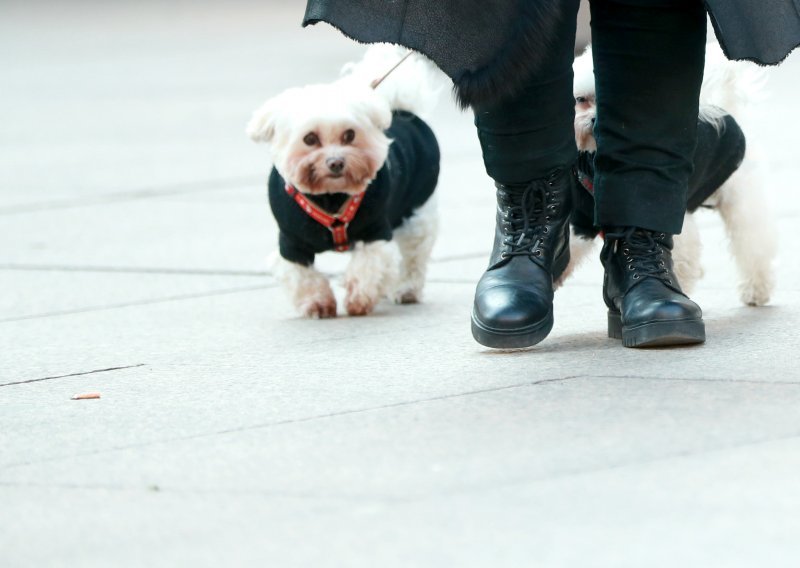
[574, 166, 604, 239]
[576, 168, 594, 195]
[285, 185, 365, 252]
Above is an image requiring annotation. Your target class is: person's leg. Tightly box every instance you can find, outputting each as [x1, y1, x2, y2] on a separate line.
[473, 39, 579, 185]
[470, 0, 581, 348]
[590, 0, 708, 347]
[591, 0, 707, 232]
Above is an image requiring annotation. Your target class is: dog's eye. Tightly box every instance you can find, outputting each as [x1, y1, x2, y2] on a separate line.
[303, 132, 320, 146]
[342, 129, 356, 144]
[575, 96, 587, 104]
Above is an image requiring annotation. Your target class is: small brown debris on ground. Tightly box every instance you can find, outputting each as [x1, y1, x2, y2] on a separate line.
[71, 392, 101, 400]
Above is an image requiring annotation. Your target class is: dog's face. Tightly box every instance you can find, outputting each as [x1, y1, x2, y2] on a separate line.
[247, 81, 393, 195]
[574, 92, 597, 152]
[573, 47, 597, 152]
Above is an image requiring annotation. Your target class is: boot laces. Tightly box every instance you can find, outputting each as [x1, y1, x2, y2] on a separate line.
[499, 179, 558, 259]
[606, 227, 673, 284]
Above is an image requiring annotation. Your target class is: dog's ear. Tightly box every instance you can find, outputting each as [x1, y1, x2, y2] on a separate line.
[572, 45, 595, 98]
[246, 95, 282, 143]
[352, 87, 393, 131]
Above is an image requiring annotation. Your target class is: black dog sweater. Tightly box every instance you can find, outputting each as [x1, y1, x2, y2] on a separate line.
[268, 110, 440, 266]
[572, 113, 747, 239]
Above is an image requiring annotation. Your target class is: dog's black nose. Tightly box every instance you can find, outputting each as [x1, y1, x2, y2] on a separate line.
[327, 157, 345, 174]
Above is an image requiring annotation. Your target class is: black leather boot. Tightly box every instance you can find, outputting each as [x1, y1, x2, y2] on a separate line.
[601, 227, 705, 347]
[471, 168, 572, 348]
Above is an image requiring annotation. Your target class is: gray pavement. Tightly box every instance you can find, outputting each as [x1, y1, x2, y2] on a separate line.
[3, 2, 800, 567]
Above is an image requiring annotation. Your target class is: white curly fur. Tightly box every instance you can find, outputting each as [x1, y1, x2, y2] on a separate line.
[252, 45, 442, 318]
[272, 254, 337, 318]
[711, 159, 777, 306]
[391, 197, 439, 304]
[340, 44, 448, 121]
[568, 42, 776, 306]
[671, 213, 704, 295]
[555, 229, 597, 289]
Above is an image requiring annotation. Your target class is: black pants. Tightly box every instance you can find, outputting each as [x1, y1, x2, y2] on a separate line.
[473, 0, 707, 234]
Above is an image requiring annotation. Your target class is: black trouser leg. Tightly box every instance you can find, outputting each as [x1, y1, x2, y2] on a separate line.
[590, 0, 707, 234]
[472, 0, 581, 185]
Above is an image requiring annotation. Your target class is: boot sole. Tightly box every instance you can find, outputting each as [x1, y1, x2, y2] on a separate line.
[608, 311, 705, 348]
[471, 310, 554, 349]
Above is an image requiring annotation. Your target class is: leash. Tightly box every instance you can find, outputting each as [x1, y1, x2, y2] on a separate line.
[370, 50, 414, 90]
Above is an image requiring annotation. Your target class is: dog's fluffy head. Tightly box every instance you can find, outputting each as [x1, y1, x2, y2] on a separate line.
[573, 46, 597, 152]
[247, 80, 393, 195]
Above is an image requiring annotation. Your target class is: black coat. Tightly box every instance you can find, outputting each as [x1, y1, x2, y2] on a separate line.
[303, 0, 800, 107]
[707, 0, 800, 66]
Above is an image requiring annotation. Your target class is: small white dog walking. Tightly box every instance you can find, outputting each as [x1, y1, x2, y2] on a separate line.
[568, 42, 777, 306]
[248, 45, 443, 318]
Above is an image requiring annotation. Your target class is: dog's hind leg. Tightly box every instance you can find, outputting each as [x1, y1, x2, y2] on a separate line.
[715, 163, 777, 306]
[272, 255, 338, 318]
[391, 199, 439, 304]
[672, 213, 704, 296]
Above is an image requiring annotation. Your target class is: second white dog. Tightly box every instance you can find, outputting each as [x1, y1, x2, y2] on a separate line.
[566, 42, 776, 306]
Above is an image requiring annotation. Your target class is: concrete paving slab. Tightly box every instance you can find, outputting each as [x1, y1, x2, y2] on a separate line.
[5, 375, 800, 492]
[3, 382, 800, 568]
[0, 1, 364, 204]
[5, 162, 795, 288]
[3, 1, 800, 566]
[1, 192, 274, 271]
[0, 269, 269, 322]
[2, 280, 797, 473]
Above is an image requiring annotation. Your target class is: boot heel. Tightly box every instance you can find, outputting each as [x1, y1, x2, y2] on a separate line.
[608, 311, 623, 339]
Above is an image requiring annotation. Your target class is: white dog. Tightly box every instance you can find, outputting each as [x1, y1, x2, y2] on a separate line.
[566, 42, 776, 306]
[247, 46, 443, 318]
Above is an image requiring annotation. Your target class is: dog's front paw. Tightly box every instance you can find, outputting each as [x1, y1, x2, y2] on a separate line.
[299, 295, 338, 319]
[345, 280, 378, 316]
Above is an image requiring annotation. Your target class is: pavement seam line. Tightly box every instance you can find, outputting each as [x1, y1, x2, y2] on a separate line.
[0, 481, 382, 503]
[1, 364, 146, 388]
[3, 374, 796, 469]
[0, 264, 473, 285]
[0, 263, 271, 278]
[589, 374, 800, 386]
[0, 175, 262, 215]
[0, 375, 584, 470]
[0, 283, 275, 324]
[4, 431, 800, 501]
[424, 431, 800, 501]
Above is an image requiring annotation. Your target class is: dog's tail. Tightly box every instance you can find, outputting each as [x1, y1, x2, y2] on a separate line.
[700, 41, 767, 128]
[340, 44, 448, 119]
